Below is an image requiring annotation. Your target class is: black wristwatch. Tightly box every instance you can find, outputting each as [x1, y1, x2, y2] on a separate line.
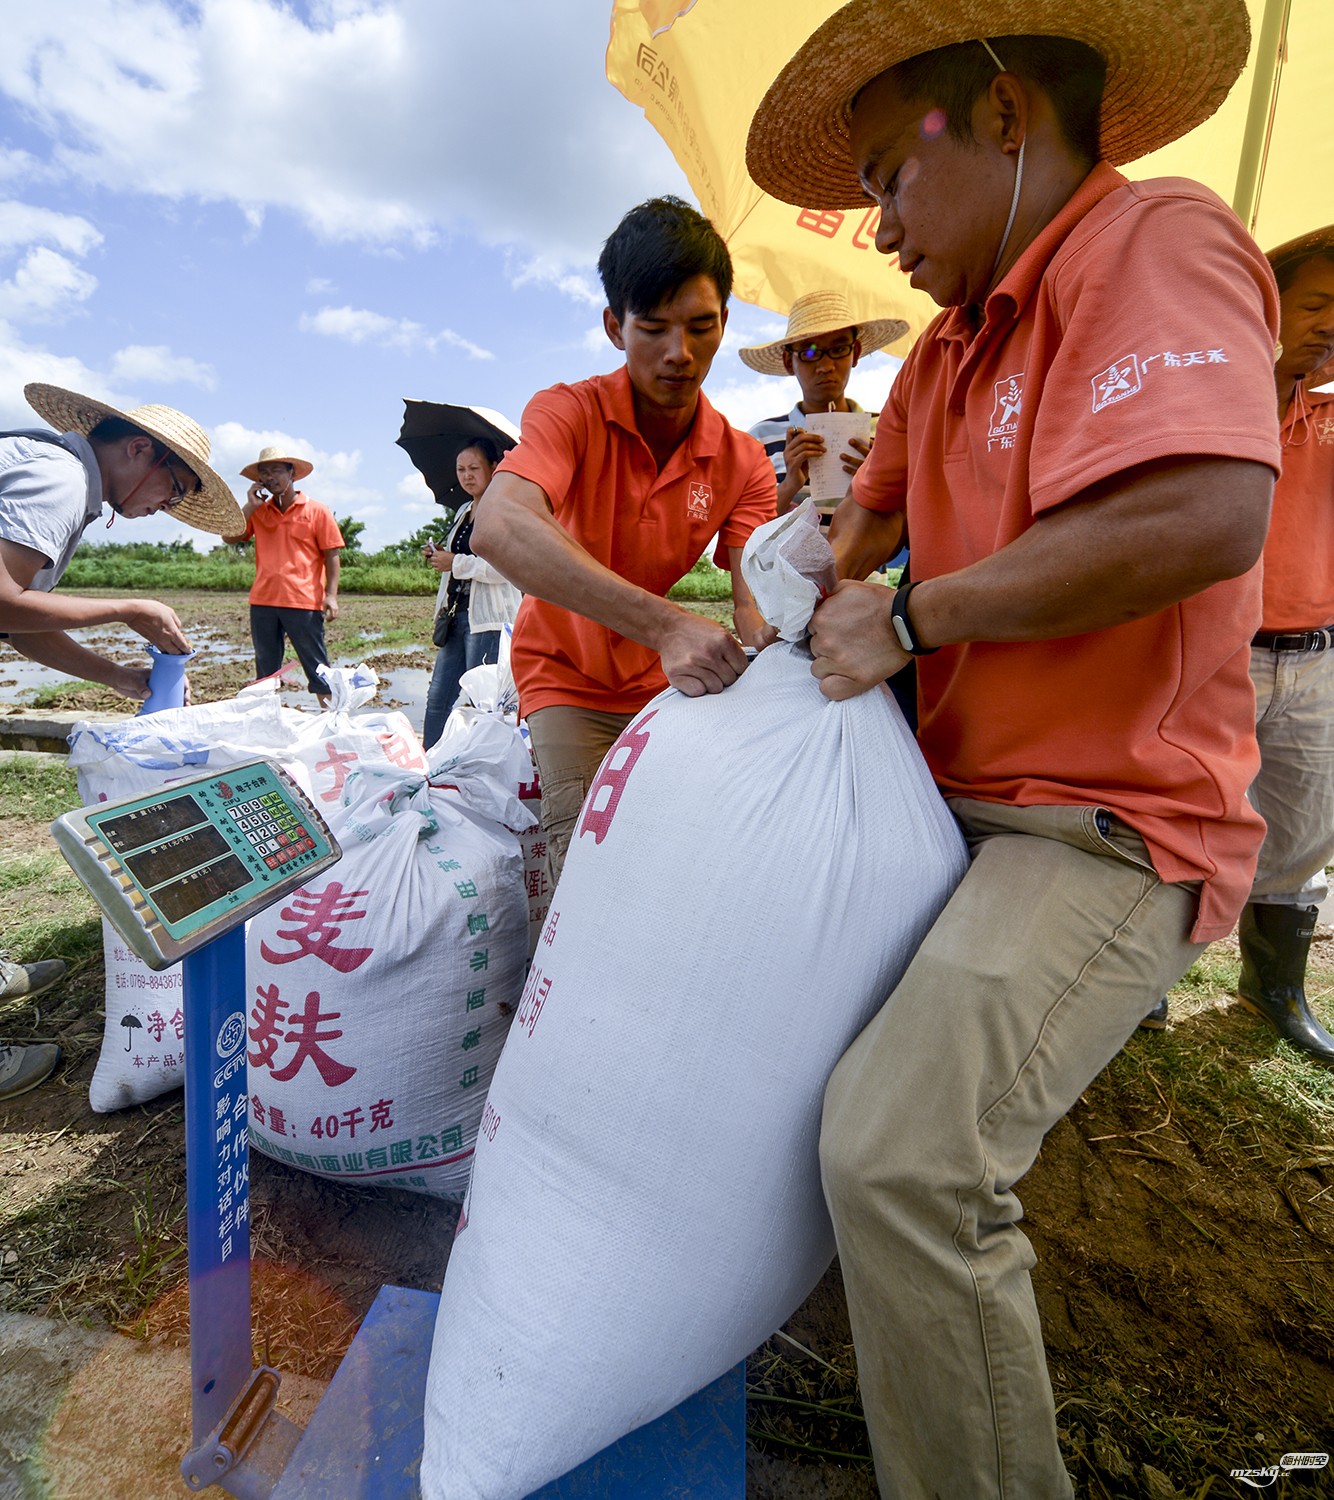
[889, 581, 939, 656]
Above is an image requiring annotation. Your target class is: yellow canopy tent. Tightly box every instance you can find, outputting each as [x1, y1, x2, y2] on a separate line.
[606, 0, 1331, 337]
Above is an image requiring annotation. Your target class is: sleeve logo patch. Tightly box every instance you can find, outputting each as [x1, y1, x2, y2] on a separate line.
[1092, 354, 1143, 413]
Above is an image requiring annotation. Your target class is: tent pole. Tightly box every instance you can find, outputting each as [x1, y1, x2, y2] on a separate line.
[1233, 0, 1292, 236]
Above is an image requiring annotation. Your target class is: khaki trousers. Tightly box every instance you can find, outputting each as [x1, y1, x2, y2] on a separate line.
[525, 705, 633, 889]
[820, 799, 1204, 1500]
[1248, 644, 1334, 907]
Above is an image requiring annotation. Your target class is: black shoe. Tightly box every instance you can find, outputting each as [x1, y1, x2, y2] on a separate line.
[1138, 997, 1170, 1030]
[1237, 903, 1334, 1065]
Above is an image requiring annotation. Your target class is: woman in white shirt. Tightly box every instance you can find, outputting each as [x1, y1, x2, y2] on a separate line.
[421, 438, 522, 748]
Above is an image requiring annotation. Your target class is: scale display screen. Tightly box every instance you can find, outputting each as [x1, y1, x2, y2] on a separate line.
[151, 853, 251, 923]
[101, 794, 207, 853]
[123, 824, 231, 892]
[52, 759, 341, 969]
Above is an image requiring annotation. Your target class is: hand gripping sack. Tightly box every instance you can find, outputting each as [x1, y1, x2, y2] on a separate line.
[67, 684, 296, 1113]
[420, 505, 969, 1498]
[244, 711, 537, 1199]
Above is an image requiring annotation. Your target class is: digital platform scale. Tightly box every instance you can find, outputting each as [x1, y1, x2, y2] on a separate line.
[52, 759, 340, 971]
[52, 758, 745, 1497]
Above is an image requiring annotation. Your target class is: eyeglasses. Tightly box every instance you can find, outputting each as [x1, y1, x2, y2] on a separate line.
[787, 339, 856, 363]
[162, 456, 201, 509]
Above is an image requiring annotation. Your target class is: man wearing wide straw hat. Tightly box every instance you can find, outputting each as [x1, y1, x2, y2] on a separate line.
[740, 290, 905, 514]
[747, 2, 1277, 1496]
[0, 383, 241, 1101]
[223, 446, 344, 702]
[2, 382, 240, 695]
[1220, 224, 1334, 1064]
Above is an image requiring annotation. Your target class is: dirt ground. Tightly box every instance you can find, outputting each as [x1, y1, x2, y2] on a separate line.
[2, 594, 1332, 1500]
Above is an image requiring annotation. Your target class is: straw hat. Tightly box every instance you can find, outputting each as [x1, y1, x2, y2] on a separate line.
[23, 382, 242, 536]
[746, 0, 1251, 209]
[240, 446, 315, 484]
[738, 291, 908, 375]
[1266, 224, 1334, 277]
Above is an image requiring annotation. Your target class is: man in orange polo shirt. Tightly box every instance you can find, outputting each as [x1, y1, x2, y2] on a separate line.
[1228, 226, 1334, 1063]
[472, 197, 774, 882]
[747, 4, 1276, 1497]
[223, 445, 344, 701]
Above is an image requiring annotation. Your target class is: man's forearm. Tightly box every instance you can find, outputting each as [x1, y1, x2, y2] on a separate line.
[8, 630, 133, 692]
[907, 457, 1273, 650]
[1, 589, 139, 635]
[828, 498, 906, 581]
[324, 553, 340, 595]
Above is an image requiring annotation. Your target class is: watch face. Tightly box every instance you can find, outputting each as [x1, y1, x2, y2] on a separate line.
[891, 611, 915, 652]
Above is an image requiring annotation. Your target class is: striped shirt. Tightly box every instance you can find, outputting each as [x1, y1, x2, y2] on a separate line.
[747, 400, 872, 511]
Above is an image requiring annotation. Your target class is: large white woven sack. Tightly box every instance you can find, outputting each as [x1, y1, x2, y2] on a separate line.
[276, 664, 429, 801]
[420, 513, 968, 1495]
[67, 685, 295, 1113]
[244, 712, 536, 1199]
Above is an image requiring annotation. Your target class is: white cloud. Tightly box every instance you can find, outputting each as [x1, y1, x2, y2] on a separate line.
[0, 200, 101, 256]
[0, 0, 687, 270]
[305, 276, 335, 295]
[509, 256, 604, 309]
[0, 245, 98, 323]
[108, 343, 217, 390]
[300, 304, 493, 359]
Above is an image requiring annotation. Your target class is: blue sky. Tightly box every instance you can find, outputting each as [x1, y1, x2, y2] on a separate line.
[0, 0, 902, 553]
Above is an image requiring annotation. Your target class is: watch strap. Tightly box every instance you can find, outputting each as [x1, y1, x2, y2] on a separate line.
[889, 580, 939, 656]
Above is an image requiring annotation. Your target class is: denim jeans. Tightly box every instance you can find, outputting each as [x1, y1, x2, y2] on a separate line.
[421, 606, 501, 749]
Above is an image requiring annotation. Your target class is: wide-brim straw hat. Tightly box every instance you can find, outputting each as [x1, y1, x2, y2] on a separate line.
[241, 445, 315, 484]
[738, 290, 908, 375]
[1266, 224, 1334, 277]
[23, 383, 242, 536]
[746, 0, 1251, 209]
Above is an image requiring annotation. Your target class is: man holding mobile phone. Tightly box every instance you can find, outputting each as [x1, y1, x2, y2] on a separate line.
[223, 445, 344, 702]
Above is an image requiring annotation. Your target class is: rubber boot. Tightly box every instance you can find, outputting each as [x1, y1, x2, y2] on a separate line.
[1236, 903, 1334, 1064]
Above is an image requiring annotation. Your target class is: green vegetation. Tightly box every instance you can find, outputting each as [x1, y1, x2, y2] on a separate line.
[61, 539, 439, 596]
[667, 555, 732, 602]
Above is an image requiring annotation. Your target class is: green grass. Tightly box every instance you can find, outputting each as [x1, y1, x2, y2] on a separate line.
[667, 557, 732, 602]
[118, 1172, 187, 1326]
[0, 756, 80, 820]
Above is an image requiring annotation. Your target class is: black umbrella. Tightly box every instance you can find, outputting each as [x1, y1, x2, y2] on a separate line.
[397, 400, 521, 509]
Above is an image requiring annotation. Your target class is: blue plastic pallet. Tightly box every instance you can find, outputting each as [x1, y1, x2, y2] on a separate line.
[270, 1285, 745, 1499]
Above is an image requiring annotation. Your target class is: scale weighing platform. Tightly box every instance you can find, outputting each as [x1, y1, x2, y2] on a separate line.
[52, 759, 746, 1498]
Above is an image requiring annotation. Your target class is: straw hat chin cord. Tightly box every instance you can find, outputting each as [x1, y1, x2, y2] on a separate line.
[976, 39, 1026, 289]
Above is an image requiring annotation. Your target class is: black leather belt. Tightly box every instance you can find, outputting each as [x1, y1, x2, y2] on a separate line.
[1252, 626, 1334, 652]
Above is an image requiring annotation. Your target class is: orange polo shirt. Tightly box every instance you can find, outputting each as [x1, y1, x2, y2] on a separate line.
[243, 492, 344, 611]
[497, 367, 776, 715]
[1261, 386, 1334, 631]
[852, 163, 1281, 942]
